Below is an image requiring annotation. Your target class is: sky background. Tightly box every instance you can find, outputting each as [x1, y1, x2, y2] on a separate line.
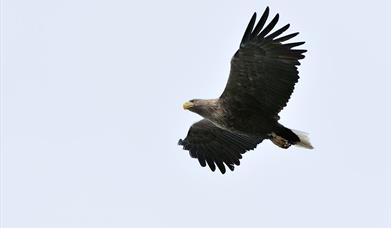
[1, 0, 390, 227]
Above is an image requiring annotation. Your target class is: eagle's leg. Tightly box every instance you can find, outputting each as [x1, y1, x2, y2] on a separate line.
[270, 132, 291, 149]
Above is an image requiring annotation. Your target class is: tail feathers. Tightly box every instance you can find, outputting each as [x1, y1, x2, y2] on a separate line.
[291, 129, 314, 149]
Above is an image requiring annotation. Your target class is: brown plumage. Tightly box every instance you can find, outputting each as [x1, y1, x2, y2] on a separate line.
[179, 7, 313, 174]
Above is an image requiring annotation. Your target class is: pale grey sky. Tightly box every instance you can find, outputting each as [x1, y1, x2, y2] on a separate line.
[1, 0, 390, 227]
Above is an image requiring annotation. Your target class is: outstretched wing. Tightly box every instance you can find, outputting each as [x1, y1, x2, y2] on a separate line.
[178, 119, 264, 174]
[221, 7, 306, 118]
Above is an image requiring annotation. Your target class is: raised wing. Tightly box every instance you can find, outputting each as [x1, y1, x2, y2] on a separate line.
[221, 7, 306, 117]
[178, 119, 263, 174]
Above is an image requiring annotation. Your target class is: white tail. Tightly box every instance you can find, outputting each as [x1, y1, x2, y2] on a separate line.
[291, 129, 314, 149]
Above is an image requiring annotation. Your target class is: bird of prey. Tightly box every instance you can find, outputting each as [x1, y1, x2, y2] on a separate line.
[178, 7, 313, 174]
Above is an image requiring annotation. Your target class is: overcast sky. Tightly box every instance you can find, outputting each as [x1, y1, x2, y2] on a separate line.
[1, 0, 390, 227]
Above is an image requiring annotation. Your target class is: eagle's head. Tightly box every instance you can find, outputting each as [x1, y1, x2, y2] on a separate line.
[182, 99, 220, 119]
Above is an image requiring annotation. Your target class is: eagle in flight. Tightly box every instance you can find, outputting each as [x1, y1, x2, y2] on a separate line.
[178, 7, 313, 174]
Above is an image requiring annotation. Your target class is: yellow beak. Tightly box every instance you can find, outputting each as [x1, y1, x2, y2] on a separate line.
[182, 101, 194, 110]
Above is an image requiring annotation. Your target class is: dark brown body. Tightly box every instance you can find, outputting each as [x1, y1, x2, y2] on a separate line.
[187, 98, 298, 144]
